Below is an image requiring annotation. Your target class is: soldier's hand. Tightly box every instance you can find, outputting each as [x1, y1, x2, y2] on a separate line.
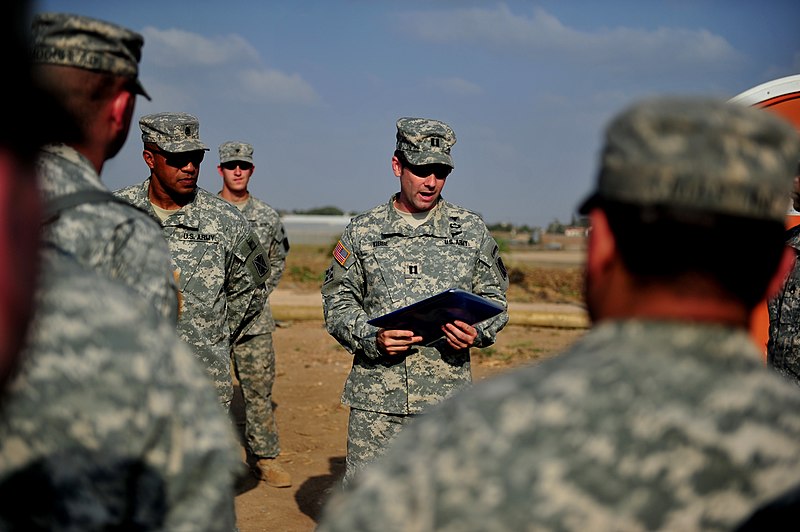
[442, 320, 477, 350]
[376, 329, 422, 356]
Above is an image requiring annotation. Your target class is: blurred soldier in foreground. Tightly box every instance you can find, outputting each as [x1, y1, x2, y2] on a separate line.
[768, 161, 800, 384]
[322, 117, 508, 488]
[31, 12, 179, 322]
[218, 141, 292, 487]
[0, 6, 240, 530]
[115, 114, 269, 408]
[318, 98, 800, 531]
[1, 253, 243, 530]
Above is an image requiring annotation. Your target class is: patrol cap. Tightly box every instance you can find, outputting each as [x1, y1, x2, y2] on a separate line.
[31, 12, 150, 100]
[219, 141, 254, 164]
[396, 117, 456, 168]
[140, 112, 208, 153]
[578, 97, 800, 223]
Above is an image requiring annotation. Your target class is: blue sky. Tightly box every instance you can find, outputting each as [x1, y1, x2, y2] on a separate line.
[34, 0, 800, 227]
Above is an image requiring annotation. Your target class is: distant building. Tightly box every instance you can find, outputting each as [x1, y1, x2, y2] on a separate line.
[281, 214, 352, 246]
[565, 226, 589, 238]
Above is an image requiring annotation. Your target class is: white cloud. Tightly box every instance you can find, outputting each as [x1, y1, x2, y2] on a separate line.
[238, 68, 319, 104]
[402, 5, 741, 69]
[141, 26, 260, 66]
[138, 26, 319, 106]
[430, 77, 483, 96]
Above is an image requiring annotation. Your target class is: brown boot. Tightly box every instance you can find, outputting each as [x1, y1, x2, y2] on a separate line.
[256, 458, 292, 488]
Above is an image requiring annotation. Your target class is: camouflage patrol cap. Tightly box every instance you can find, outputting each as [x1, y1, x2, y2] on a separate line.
[219, 141, 254, 164]
[579, 97, 800, 222]
[140, 112, 209, 153]
[31, 12, 150, 100]
[396, 117, 456, 168]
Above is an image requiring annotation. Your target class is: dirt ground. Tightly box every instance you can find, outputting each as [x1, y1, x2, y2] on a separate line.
[232, 311, 587, 531]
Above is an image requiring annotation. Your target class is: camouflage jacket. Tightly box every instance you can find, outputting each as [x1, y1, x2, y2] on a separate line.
[115, 180, 268, 404]
[318, 320, 800, 531]
[219, 193, 289, 335]
[768, 224, 800, 385]
[321, 195, 508, 415]
[0, 248, 241, 531]
[37, 144, 179, 322]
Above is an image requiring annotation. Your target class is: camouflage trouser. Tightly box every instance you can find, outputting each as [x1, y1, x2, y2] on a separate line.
[343, 408, 417, 489]
[231, 332, 280, 458]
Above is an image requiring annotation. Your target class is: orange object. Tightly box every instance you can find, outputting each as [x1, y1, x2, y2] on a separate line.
[730, 75, 800, 361]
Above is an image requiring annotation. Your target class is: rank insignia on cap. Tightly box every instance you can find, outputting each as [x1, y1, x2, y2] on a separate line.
[333, 240, 351, 266]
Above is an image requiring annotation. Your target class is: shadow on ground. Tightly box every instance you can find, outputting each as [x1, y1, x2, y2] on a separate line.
[295, 456, 345, 522]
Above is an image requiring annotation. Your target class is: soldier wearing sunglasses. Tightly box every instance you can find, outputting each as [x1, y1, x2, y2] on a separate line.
[115, 113, 270, 412]
[321, 117, 509, 488]
[217, 141, 292, 488]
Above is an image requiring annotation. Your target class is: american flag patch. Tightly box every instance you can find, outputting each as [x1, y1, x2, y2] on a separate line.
[333, 240, 351, 266]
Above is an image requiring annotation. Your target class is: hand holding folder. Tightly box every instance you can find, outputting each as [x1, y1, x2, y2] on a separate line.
[367, 288, 505, 346]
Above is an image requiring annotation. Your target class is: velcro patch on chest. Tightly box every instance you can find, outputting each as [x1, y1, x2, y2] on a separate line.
[181, 231, 217, 242]
[404, 262, 421, 277]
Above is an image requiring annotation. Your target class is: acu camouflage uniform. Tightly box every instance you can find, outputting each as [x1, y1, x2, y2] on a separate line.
[318, 321, 800, 532]
[115, 113, 269, 407]
[0, 248, 240, 531]
[219, 140, 290, 459]
[38, 145, 178, 322]
[32, 13, 177, 322]
[115, 180, 268, 407]
[768, 224, 800, 385]
[322, 117, 508, 486]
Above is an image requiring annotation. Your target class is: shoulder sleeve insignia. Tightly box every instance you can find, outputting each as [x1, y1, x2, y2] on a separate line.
[333, 240, 351, 267]
[496, 256, 508, 281]
[253, 253, 269, 278]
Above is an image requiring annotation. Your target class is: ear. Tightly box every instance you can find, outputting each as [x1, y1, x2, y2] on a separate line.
[142, 148, 156, 170]
[217, 164, 224, 178]
[109, 90, 134, 136]
[586, 209, 617, 274]
[765, 246, 796, 299]
[391, 155, 403, 177]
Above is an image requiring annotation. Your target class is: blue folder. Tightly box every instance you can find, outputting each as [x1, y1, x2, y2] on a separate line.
[367, 288, 505, 345]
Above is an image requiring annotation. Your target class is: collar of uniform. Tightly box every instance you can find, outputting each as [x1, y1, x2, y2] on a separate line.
[41, 143, 96, 175]
[138, 177, 200, 229]
[380, 194, 450, 237]
[159, 189, 206, 230]
[39, 143, 106, 195]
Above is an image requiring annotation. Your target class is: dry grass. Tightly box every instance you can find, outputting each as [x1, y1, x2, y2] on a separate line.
[282, 243, 583, 305]
[281, 243, 336, 290]
[505, 264, 583, 304]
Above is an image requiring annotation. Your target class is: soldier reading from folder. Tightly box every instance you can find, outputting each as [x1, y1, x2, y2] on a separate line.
[321, 117, 509, 489]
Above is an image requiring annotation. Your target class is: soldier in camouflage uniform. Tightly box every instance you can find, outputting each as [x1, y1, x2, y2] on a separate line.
[0, 247, 242, 530]
[217, 141, 292, 487]
[115, 114, 269, 408]
[322, 117, 509, 488]
[0, 12, 241, 527]
[768, 162, 800, 385]
[31, 13, 179, 322]
[318, 98, 800, 531]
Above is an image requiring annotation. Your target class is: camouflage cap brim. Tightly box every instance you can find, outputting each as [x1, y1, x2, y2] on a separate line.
[32, 12, 150, 100]
[396, 117, 456, 169]
[140, 112, 208, 153]
[219, 141, 254, 164]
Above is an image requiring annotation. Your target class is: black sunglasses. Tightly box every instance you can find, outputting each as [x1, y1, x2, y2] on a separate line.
[405, 162, 451, 180]
[221, 161, 253, 171]
[149, 148, 205, 168]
